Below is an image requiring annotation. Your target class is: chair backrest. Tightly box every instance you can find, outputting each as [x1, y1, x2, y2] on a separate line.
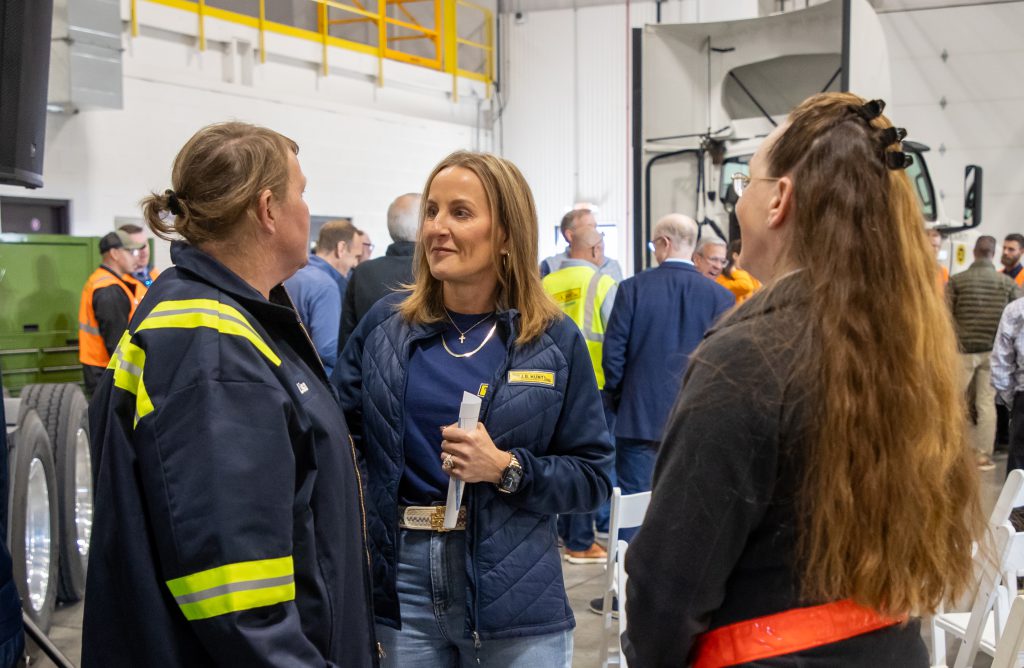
[959, 524, 1015, 667]
[605, 488, 651, 567]
[992, 470, 1024, 528]
[992, 595, 1024, 668]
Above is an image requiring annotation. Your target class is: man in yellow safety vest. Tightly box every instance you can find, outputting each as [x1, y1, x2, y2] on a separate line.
[543, 226, 617, 565]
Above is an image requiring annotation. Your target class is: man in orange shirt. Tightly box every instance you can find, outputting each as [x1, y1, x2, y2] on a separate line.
[927, 228, 949, 287]
[1000, 233, 1024, 287]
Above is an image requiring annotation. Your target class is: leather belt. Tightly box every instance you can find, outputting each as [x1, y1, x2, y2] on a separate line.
[398, 505, 467, 532]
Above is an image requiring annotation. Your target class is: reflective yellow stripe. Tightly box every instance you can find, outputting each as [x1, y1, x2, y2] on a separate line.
[177, 582, 296, 621]
[109, 338, 155, 427]
[166, 556, 295, 621]
[107, 331, 132, 370]
[134, 376, 154, 428]
[137, 299, 281, 367]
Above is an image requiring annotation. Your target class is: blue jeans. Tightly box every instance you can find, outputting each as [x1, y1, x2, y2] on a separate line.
[377, 528, 573, 667]
[616, 437, 658, 541]
[557, 513, 595, 552]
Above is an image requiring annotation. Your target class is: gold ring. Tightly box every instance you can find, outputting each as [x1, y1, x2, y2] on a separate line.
[443, 454, 455, 471]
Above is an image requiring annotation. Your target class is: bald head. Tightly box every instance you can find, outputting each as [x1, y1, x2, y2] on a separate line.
[387, 193, 421, 243]
[654, 215, 698, 256]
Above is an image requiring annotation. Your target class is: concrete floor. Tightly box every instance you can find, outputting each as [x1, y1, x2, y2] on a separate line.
[21, 454, 1010, 667]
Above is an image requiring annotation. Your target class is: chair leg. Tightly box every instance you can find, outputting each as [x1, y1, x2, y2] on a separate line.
[931, 609, 948, 668]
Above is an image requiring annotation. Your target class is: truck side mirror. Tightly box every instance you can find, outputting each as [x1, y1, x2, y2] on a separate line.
[964, 165, 982, 228]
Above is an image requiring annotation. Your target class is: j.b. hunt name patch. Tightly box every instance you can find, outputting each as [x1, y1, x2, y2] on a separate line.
[507, 370, 555, 387]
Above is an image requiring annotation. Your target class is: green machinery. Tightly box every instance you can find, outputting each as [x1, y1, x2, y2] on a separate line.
[0, 233, 101, 396]
[1, 234, 101, 640]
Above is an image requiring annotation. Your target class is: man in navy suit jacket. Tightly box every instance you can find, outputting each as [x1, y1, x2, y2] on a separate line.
[603, 214, 735, 528]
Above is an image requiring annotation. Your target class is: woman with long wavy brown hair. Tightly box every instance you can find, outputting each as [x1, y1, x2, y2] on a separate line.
[623, 92, 983, 667]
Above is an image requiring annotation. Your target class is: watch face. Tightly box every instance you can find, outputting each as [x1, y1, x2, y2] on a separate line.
[501, 464, 523, 493]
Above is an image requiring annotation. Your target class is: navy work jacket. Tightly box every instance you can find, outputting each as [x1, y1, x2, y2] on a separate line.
[332, 293, 613, 640]
[83, 242, 377, 667]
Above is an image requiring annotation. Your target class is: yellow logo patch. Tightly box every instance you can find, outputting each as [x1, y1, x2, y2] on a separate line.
[477, 383, 489, 397]
[507, 370, 555, 387]
[552, 288, 581, 305]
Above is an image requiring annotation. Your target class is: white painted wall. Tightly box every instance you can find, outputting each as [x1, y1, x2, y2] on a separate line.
[1, 0, 492, 269]
[500, 0, 1024, 274]
[880, 3, 1024, 243]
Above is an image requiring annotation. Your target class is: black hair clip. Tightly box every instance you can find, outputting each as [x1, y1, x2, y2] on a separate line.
[852, 99, 886, 122]
[879, 126, 907, 147]
[885, 151, 914, 170]
[165, 189, 184, 217]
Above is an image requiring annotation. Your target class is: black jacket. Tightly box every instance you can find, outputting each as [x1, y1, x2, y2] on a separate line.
[83, 242, 377, 667]
[338, 241, 415, 352]
[623, 276, 928, 667]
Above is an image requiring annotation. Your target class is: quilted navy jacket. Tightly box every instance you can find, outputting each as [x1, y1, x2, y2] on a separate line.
[332, 293, 613, 640]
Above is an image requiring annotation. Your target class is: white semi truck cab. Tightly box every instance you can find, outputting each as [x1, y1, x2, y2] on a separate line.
[635, 0, 982, 273]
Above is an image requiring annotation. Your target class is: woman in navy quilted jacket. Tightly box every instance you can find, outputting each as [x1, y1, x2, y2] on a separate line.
[332, 150, 613, 667]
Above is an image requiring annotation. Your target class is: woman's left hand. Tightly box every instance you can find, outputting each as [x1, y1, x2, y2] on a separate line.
[439, 422, 512, 484]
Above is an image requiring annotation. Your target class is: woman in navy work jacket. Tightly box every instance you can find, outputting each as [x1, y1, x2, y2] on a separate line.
[82, 123, 377, 666]
[623, 93, 983, 667]
[332, 151, 613, 666]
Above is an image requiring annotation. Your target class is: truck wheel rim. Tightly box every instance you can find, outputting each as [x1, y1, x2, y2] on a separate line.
[26, 458, 51, 612]
[75, 427, 93, 558]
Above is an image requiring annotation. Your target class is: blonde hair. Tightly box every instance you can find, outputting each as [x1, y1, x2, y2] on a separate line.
[766, 92, 981, 616]
[141, 122, 298, 245]
[399, 151, 561, 343]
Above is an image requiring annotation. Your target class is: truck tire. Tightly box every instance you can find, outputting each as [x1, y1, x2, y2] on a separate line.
[18, 383, 92, 603]
[7, 410, 59, 634]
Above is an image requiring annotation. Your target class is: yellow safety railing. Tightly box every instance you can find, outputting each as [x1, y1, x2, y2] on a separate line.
[130, 0, 492, 97]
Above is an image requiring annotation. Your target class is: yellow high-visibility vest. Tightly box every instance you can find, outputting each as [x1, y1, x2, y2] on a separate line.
[542, 264, 616, 389]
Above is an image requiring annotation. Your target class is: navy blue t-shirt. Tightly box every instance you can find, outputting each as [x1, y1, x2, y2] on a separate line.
[399, 311, 506, 506]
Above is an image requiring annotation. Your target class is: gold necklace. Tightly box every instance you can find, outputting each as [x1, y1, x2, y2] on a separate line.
[442, 323, 498, 358]
[444, 308, 495, 344]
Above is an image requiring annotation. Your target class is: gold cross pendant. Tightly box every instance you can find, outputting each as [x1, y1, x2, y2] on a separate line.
[459, 334, 466, 344]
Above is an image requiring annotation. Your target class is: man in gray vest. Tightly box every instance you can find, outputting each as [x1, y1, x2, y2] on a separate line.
[540, 208, 623, 281]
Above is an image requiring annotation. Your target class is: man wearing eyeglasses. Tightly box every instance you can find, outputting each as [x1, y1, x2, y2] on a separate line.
[692, 235, 729, 280]
[603, 215, 733, 523]
[354, 229, 375, 266]
[78, 231, 147, 394]
[543, 227, 618, 566]
[118, 223, 160, 288]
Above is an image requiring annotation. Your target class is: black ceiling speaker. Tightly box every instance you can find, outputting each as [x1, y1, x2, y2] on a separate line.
[0, 0, 55, 189]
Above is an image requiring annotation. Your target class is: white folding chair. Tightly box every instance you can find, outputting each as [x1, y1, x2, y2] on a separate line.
[992, 595, 1024, 668]
[598, 488, 651, 668]
[932, 470, 1024, 667]
[616, 540, 630, 667]
[932, 523, 1024, 667]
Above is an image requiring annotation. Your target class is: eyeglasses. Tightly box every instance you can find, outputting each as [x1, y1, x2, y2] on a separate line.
[731, 172, 780, 197]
